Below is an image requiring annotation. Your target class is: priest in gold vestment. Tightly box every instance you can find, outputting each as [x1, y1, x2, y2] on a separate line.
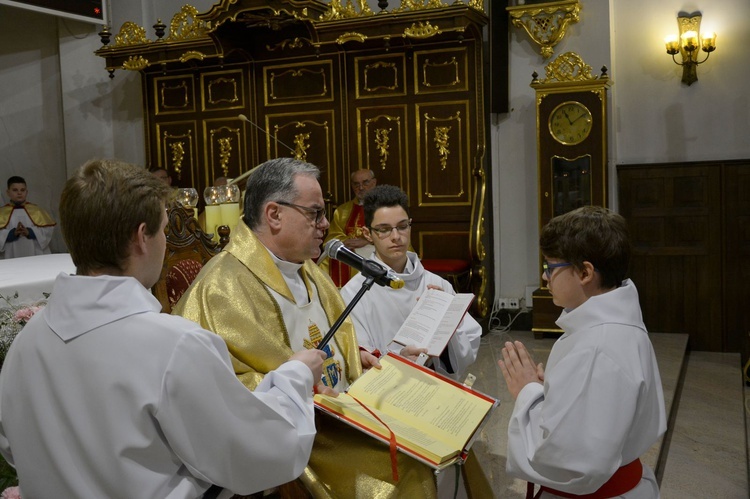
[319, 168, 377, 287]
[173, 158, 436, 498]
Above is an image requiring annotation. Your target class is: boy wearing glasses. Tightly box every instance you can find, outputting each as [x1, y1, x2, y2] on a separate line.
[341, 185, 481, 381]
[499, 205, 666, 498]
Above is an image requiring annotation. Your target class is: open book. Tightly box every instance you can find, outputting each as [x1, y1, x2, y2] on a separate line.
[389, 288, 474, 357]
[314, 353, 498, 469]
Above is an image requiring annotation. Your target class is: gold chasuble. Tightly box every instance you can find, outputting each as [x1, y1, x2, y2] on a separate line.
[173, 221, 436, 499]
[0, 203, 56, 229]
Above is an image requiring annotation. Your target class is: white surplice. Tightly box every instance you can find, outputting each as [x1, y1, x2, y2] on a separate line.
[507, 279, 667, 498]
[0, 207, 54, 258]
[341, 251, 481, 381]
[0, 273, 316, 499]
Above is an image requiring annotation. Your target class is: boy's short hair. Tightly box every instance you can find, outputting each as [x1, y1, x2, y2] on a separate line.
[362, 185, 410, 227]
[60, 159, 171, 275]
[7, 176, 25, 188]
[540, 205, 631, 289]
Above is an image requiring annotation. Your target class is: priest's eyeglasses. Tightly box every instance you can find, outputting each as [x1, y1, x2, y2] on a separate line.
[542, 260, 572, 279]
[351, 178, 373, 189]
[369, 220, 412, 239]
[276, 201, 327, 225]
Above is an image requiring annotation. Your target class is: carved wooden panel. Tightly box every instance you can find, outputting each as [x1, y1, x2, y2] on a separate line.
[201, 69, 245, 112]
[356, 105, 409, 189]
[354, 54, 407, 99]
[263, 60, 334, 106]
[156, 121, 199, 187]
[414, 46, 469, 95]
[203, 118, 246, 185]
[154, 75, 195, 115]
[265, 111, 338, 199]
[415, 101, 472, 208]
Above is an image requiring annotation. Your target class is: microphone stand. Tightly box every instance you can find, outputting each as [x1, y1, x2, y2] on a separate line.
[317, 260, 389, 350]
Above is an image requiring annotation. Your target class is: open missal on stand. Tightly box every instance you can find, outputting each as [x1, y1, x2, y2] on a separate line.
[314, 353, 498, 469]
[388, 288, 474, 357]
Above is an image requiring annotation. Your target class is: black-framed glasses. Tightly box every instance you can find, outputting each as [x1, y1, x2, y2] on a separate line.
[543, 260, 572, 279]
[369, 220, 412, 239]
[276, 200, 327, 225]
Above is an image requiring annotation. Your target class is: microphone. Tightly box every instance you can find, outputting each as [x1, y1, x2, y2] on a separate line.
[238, 114, 296, 155]
[324, 240, 404, 290]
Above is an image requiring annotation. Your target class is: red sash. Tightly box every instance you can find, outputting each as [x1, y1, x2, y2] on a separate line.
[527, 459, 643, 499]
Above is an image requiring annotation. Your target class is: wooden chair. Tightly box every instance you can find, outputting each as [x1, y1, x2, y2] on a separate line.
[152, 206, 229, 313]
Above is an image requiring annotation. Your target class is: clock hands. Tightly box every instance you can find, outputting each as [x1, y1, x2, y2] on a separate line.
[571, 112, 590, 124]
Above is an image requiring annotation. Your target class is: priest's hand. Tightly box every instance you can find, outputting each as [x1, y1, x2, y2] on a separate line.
[314, 383, 338, 397]
[498, 341, 544, 400]
[290, 349, 327, 385]
[399, 345, 428, 363]
[360, 350, 381, 370]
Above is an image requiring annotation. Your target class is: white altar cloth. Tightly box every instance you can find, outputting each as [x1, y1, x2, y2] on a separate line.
[0, 253, 76, 303]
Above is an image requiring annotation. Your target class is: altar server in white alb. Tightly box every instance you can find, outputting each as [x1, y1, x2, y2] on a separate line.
[340, 185, 481, 381]
[0, 176, 56, 259]
[0, 159, 326, 498]
[499, 205, 667, 498]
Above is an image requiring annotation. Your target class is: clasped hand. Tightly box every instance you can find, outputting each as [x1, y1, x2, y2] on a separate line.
[498, 341, 544, 400]
[14, 222, 29, 238]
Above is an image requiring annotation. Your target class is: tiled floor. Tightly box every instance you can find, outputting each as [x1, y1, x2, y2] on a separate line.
[466, 329, 749, 498]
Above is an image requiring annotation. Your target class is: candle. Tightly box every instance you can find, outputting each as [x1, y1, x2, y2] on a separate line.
[220, 202, 240, 233]
[204, 204, 222, 242]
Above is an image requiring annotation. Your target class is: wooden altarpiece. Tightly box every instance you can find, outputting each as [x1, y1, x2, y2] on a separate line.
[95, 0, 495, 320]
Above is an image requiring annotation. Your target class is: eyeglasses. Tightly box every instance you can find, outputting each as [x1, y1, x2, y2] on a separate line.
[351, 178, 373, 189]
[276, 201, 327, 225]
[369, 220, 412, 239]
[543, 260, 572, 279]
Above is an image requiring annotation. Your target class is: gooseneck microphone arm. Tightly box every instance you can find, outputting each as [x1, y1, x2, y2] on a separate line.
[317, 274, 379, 351]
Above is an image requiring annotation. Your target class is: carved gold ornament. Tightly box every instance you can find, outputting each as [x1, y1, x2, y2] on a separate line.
[294, 133, 311, 161]
[434, 126, 452, 170]
[507, 0, 581, 59]
[123, 55, 149, 71]
[319, 0, 373, 21]
[535, 51, 594, 84]
[218, 137, 232, 176]
[404, 21, 442, 39]
[166, 5, 210, 41]
[114, 22, 150, 46]
[170, 142, 185, 179]
[374, 128, 391, 170]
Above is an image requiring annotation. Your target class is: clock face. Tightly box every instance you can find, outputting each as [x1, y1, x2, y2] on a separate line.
[548, 101, 593, 145]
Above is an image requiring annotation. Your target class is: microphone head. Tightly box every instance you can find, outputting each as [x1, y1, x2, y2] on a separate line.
[324, 239, 344, 259]
[388, 276, 405, 289]
[238, 114, 249, 122]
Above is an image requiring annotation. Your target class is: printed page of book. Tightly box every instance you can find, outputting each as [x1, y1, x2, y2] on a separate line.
[390, 288, 474, 356]
[315, 354, 495, 466]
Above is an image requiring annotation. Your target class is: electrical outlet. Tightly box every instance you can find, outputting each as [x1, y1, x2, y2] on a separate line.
[498, 298, 510, 310]
[508, 297, 520, 309]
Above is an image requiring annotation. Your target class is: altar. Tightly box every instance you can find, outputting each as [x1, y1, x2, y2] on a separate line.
[0, 253, 76, 303]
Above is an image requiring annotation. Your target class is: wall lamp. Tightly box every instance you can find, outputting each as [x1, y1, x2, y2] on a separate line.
[664, 11, 716, 86]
